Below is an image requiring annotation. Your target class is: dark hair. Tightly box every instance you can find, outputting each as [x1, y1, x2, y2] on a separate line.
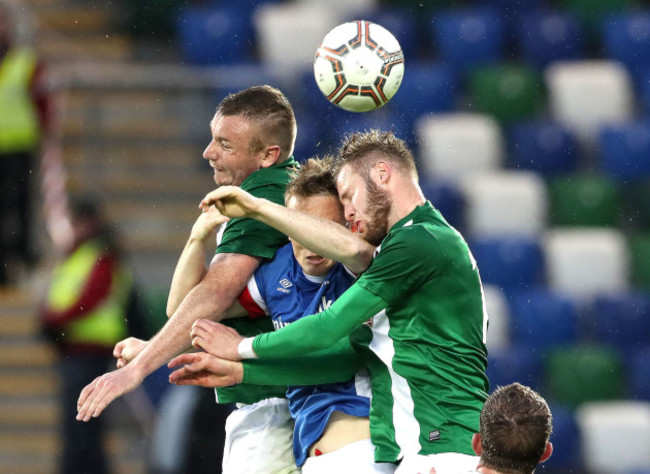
[336, 129, 417, 180]
[285, 156, 337, 202]
[480, 383, 553, 474]
[216, 85, 297, 160]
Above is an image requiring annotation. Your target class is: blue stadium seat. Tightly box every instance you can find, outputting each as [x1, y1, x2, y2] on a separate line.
[628, 346, 650, 401]
[516, 10, 585, 69]
[486, 345, 543, 391]
[176, 5, 255, 65]
[386, 62, 458, 128]
[591, 292, 650, 349]
[332, 108, 412, 149]
[598, 121, 650, 182]
[359, 7, 420, 60]
[212, 64, 282, 100]
[544, 405, 582, 470]
[420, 179, 465, 231]
[602, 11, 650, 86]
[643, 70, 650, 115]
[430, 7, 505, 71]
[508, 289, 579, 351]
[508, 120, 580, 176]
[468, 237, 544, 293]
[291, 109, 331, 162]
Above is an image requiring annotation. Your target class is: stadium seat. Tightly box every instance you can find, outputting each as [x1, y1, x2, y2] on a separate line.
[548, 174, 622, 227]
[558, 0, 635, 35]
[629, 233, 650, 290]
[415, 113, 503, 182]
[643, 70, 650, 115]
[460, 171, 547, 238]
[515, 10, 586, 69]
[468, 64, 545, 124]
[602, 11, 650, 86]
[546, 61, 634, 145]
[253, 3, 340, 70]
[543, 405, 582, 471]
[386, 62, 458, 126]
[430, 7, 505, 71]
[628, 346, 650, 400]
[624, 179, 650, 231]
[508, 288, 578, 352]
[485, 345, 543, 392]
[577, 401, 650, 473]
[212, 64, 282, 99]
[176, 5, 256, 65]
[358, 7, 420, 60]
[296, 0, 376, 18]
[598, 121, 650, 182]
[468, 237, 544, 293]
[590, 292, 650, 349]
[507, 120, 579, 176]
[420, 179, 465, 231]
[291, 109, 330, 162]
[482, 284, 510, 352]
[332, 108, 411, 149]
[544, 228, 628, 300]
[544, 345, 625, 406]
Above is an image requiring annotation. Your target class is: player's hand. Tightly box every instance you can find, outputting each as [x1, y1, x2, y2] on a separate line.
[190, 206, 229, 242]
[199, 186, 260, 219]
[114, 337, 148, 369]
[76, 365, 145, 422]
[190, 319, 244, 361]
[168, 352, 244, 387]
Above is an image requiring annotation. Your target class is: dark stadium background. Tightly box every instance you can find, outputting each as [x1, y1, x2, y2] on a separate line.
[1, 0, 649, 472]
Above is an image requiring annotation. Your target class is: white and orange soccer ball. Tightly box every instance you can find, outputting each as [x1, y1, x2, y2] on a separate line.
[314, 20, 405, 113]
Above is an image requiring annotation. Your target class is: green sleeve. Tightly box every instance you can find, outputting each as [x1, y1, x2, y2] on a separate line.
[242, 336, 359, 386]
[252, 284, 387, 359]
[215, 383, 287, 405]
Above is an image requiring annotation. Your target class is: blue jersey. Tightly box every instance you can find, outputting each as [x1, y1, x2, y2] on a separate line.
[239, 244, 371, 466]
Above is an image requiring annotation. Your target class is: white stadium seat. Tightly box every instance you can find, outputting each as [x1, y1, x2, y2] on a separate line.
[577, 401, 650, 474]
[254, 3, 340, 71]
[546, 60, 634, 145]
[415, 113, 504, 182]
[482, 284, 510, 351]
[544, 228, 628, 300]
[460, 171, 547, 238]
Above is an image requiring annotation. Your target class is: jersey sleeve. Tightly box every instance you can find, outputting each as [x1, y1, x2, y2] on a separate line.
[237, 273, 268, 319]
[242, 336, 359, 386]
[252, 284, 387, 359]
[356, 225, 442, 305]
[216, 183, 288, 259]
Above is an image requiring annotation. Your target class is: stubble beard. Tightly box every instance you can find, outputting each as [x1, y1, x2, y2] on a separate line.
[363, 179, 392, 247]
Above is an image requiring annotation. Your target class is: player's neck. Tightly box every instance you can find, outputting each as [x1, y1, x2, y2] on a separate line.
[387, 177, 426, 229]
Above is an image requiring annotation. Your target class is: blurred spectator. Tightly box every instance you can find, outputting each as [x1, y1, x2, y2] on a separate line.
[0, 3, 52, 284]
[39, 197, 133, 474]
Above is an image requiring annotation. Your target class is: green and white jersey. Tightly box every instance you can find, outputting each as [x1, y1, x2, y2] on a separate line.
[252, 201, 489, 462]
[351, 201, 489, 461]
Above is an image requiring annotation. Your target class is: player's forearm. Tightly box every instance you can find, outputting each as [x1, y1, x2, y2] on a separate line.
[132, 279, 230, 376]
[167, 236, 209, 317]
[243, 337, 359, 385]
[251, 285, 386, 359]
[252, 198, 373, 274]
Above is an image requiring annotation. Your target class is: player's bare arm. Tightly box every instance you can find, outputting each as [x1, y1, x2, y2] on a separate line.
[201, 186, 374, 274]
[167, 352, 244, 388]
[167, 207, 229, 316]
[76, 252, 259, 422]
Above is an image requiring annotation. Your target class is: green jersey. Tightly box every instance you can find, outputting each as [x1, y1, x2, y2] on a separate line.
[215, 157, 298, 404]
[252, 202, 489, 462]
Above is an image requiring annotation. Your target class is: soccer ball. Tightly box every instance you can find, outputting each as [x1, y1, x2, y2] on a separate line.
[314, 20, 405, 113]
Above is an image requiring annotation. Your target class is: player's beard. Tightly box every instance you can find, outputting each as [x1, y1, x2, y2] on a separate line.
[363, 179, 391, 246]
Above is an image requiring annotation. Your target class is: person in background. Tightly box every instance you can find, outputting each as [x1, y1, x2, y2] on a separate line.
[0, 3, 52, 284]
[40, 197, 132, 474]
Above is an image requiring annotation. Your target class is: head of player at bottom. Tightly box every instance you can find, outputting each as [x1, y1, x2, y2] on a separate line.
[473, 383, 553, 474]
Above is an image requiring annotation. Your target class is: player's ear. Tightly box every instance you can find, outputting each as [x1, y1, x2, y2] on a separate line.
[376, 161, 391, 184]
[261, 145, 281, 168]
[471, 433, 482, 456]
[539, 442, 553, 463]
